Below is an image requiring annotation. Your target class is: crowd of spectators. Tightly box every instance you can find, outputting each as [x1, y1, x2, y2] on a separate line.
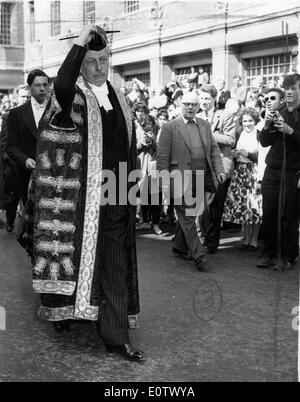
[118, 68, 287, 236]
[0, 67, 294, 244]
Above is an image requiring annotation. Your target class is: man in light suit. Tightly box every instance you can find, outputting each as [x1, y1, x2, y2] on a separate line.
[157, 92, 225, 270]
[198, 84, 237, 253]
[6, 69, 50, 204]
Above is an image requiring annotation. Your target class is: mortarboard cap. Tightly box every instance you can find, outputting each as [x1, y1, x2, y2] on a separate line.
[87, 25, 108, 51]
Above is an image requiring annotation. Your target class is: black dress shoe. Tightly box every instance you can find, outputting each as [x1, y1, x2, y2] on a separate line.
[172, 247, 192, 260]
[203, 245, 217, 254]
[105, 343, 146, 362]
[53, 321, 71, 333]
[195, 255, 208, 271]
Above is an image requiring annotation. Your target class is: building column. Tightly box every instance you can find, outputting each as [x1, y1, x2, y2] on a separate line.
[149, 38, 163, 88]
[212, 45, 240, 88]
[162, 59, 173, 87]
[110, 66, 123, 88]
[295, 32, 300, 74]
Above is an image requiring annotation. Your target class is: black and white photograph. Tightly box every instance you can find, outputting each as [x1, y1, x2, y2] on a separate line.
[0, 0, 299, 384]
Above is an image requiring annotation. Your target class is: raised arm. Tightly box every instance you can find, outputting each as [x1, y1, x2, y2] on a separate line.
[54, 25, 106, 110]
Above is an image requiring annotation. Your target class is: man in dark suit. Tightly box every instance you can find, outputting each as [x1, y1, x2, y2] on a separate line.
[198, 84, 237, 253]
[215, 79, 231, 110]
[25, 25, 144, 362]
[1, 85, 31, 232]
[157, 91, 225, 270]
[6, 70, 50, 204]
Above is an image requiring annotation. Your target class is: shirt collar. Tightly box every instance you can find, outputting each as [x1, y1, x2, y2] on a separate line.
[31, 97, 46, 110]
[90, 81, 109, 95]
[182, 116, 197, 125]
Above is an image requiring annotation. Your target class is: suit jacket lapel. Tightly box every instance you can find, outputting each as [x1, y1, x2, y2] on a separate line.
[22, 102, 38, 138]
[110, 82, 132, 150]
[210, 108, 221, 133]
[196, 117, 212, 166]
[177, 118, 191, 150]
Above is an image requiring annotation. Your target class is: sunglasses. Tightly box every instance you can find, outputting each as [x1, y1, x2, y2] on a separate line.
[264, 96, 277, 102]
[182, 102, 198, 107]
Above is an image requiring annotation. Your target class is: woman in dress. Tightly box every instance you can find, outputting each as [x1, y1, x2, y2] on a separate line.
[134, 102, 162, 234]
[223, 107, 262, 250]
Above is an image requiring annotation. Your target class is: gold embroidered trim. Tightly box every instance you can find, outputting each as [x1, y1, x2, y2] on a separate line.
[36, 240, 75, 256]
[40, 128, 82, 144]
[38, 304, 98, 321]
[39, 151, 52, 169]
[33, 280, 76, 295]
[37, 175, 81, 193]
[37, 219, 76, 235]
[55, 149, 66, 167]
[73, 77, 102, 321]
[39, 197, 76, 214]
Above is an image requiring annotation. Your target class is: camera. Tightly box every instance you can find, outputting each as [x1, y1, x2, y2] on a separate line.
[272, 111, 280, 123]
[270, 111, 283, 126]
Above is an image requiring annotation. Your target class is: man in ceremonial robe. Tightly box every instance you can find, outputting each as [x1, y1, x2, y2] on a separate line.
[23, 25, 145, 362]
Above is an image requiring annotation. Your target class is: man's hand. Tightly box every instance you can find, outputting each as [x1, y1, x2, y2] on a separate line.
[217, 172, 226, 184]
[75, 25, 107, 48]
[238, 149, 248, 157]
[273, 120, 294, 135]
[256, 182, 261, 195]
[25, 158, 36, 170]
[231, 149, 239, 159]
[264, 108, 274, 129]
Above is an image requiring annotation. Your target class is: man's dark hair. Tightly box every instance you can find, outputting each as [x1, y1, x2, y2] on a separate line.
[156, 108, 168, 119]
[200, 84, 218, 99]
[27, 69, 50, 87]
[282, 73, 300, 89]
[132, 100, 148, 114]
[266, 87, 285, 99]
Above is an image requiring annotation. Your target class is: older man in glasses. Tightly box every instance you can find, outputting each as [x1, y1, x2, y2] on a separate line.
[157, 92, 225, 271]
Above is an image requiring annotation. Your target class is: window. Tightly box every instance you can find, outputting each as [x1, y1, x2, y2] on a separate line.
[0, 2, 12, 45]
[83, 0, 95, 24]
[124, 1, 139, 13]
[244, 54, 295, 88]
[51, 1, 61, 36]
[29, 1, 35, 43]
[175, 65, 212, 84]
[124, 73, 150, 89]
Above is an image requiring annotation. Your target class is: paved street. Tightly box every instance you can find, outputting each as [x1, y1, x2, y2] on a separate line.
[0, 220, 298, 382]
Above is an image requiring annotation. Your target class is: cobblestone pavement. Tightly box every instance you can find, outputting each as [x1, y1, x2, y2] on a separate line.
[0, 222, 298, 382]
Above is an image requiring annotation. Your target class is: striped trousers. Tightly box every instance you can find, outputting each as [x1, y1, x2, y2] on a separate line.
[96, 205, 131, 345]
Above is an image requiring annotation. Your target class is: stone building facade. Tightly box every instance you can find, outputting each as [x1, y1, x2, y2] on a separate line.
[1, 0, 300, 92]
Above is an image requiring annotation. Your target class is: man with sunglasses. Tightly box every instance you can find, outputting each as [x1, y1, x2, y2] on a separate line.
[257, 77, 300, 270]
[157, 92, 225, 271]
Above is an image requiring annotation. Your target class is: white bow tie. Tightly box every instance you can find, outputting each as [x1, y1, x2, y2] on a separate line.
[91, 83, 113, 112]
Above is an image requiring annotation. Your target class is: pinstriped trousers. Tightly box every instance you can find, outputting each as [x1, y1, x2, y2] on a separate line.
[96, 205, 131, 345]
